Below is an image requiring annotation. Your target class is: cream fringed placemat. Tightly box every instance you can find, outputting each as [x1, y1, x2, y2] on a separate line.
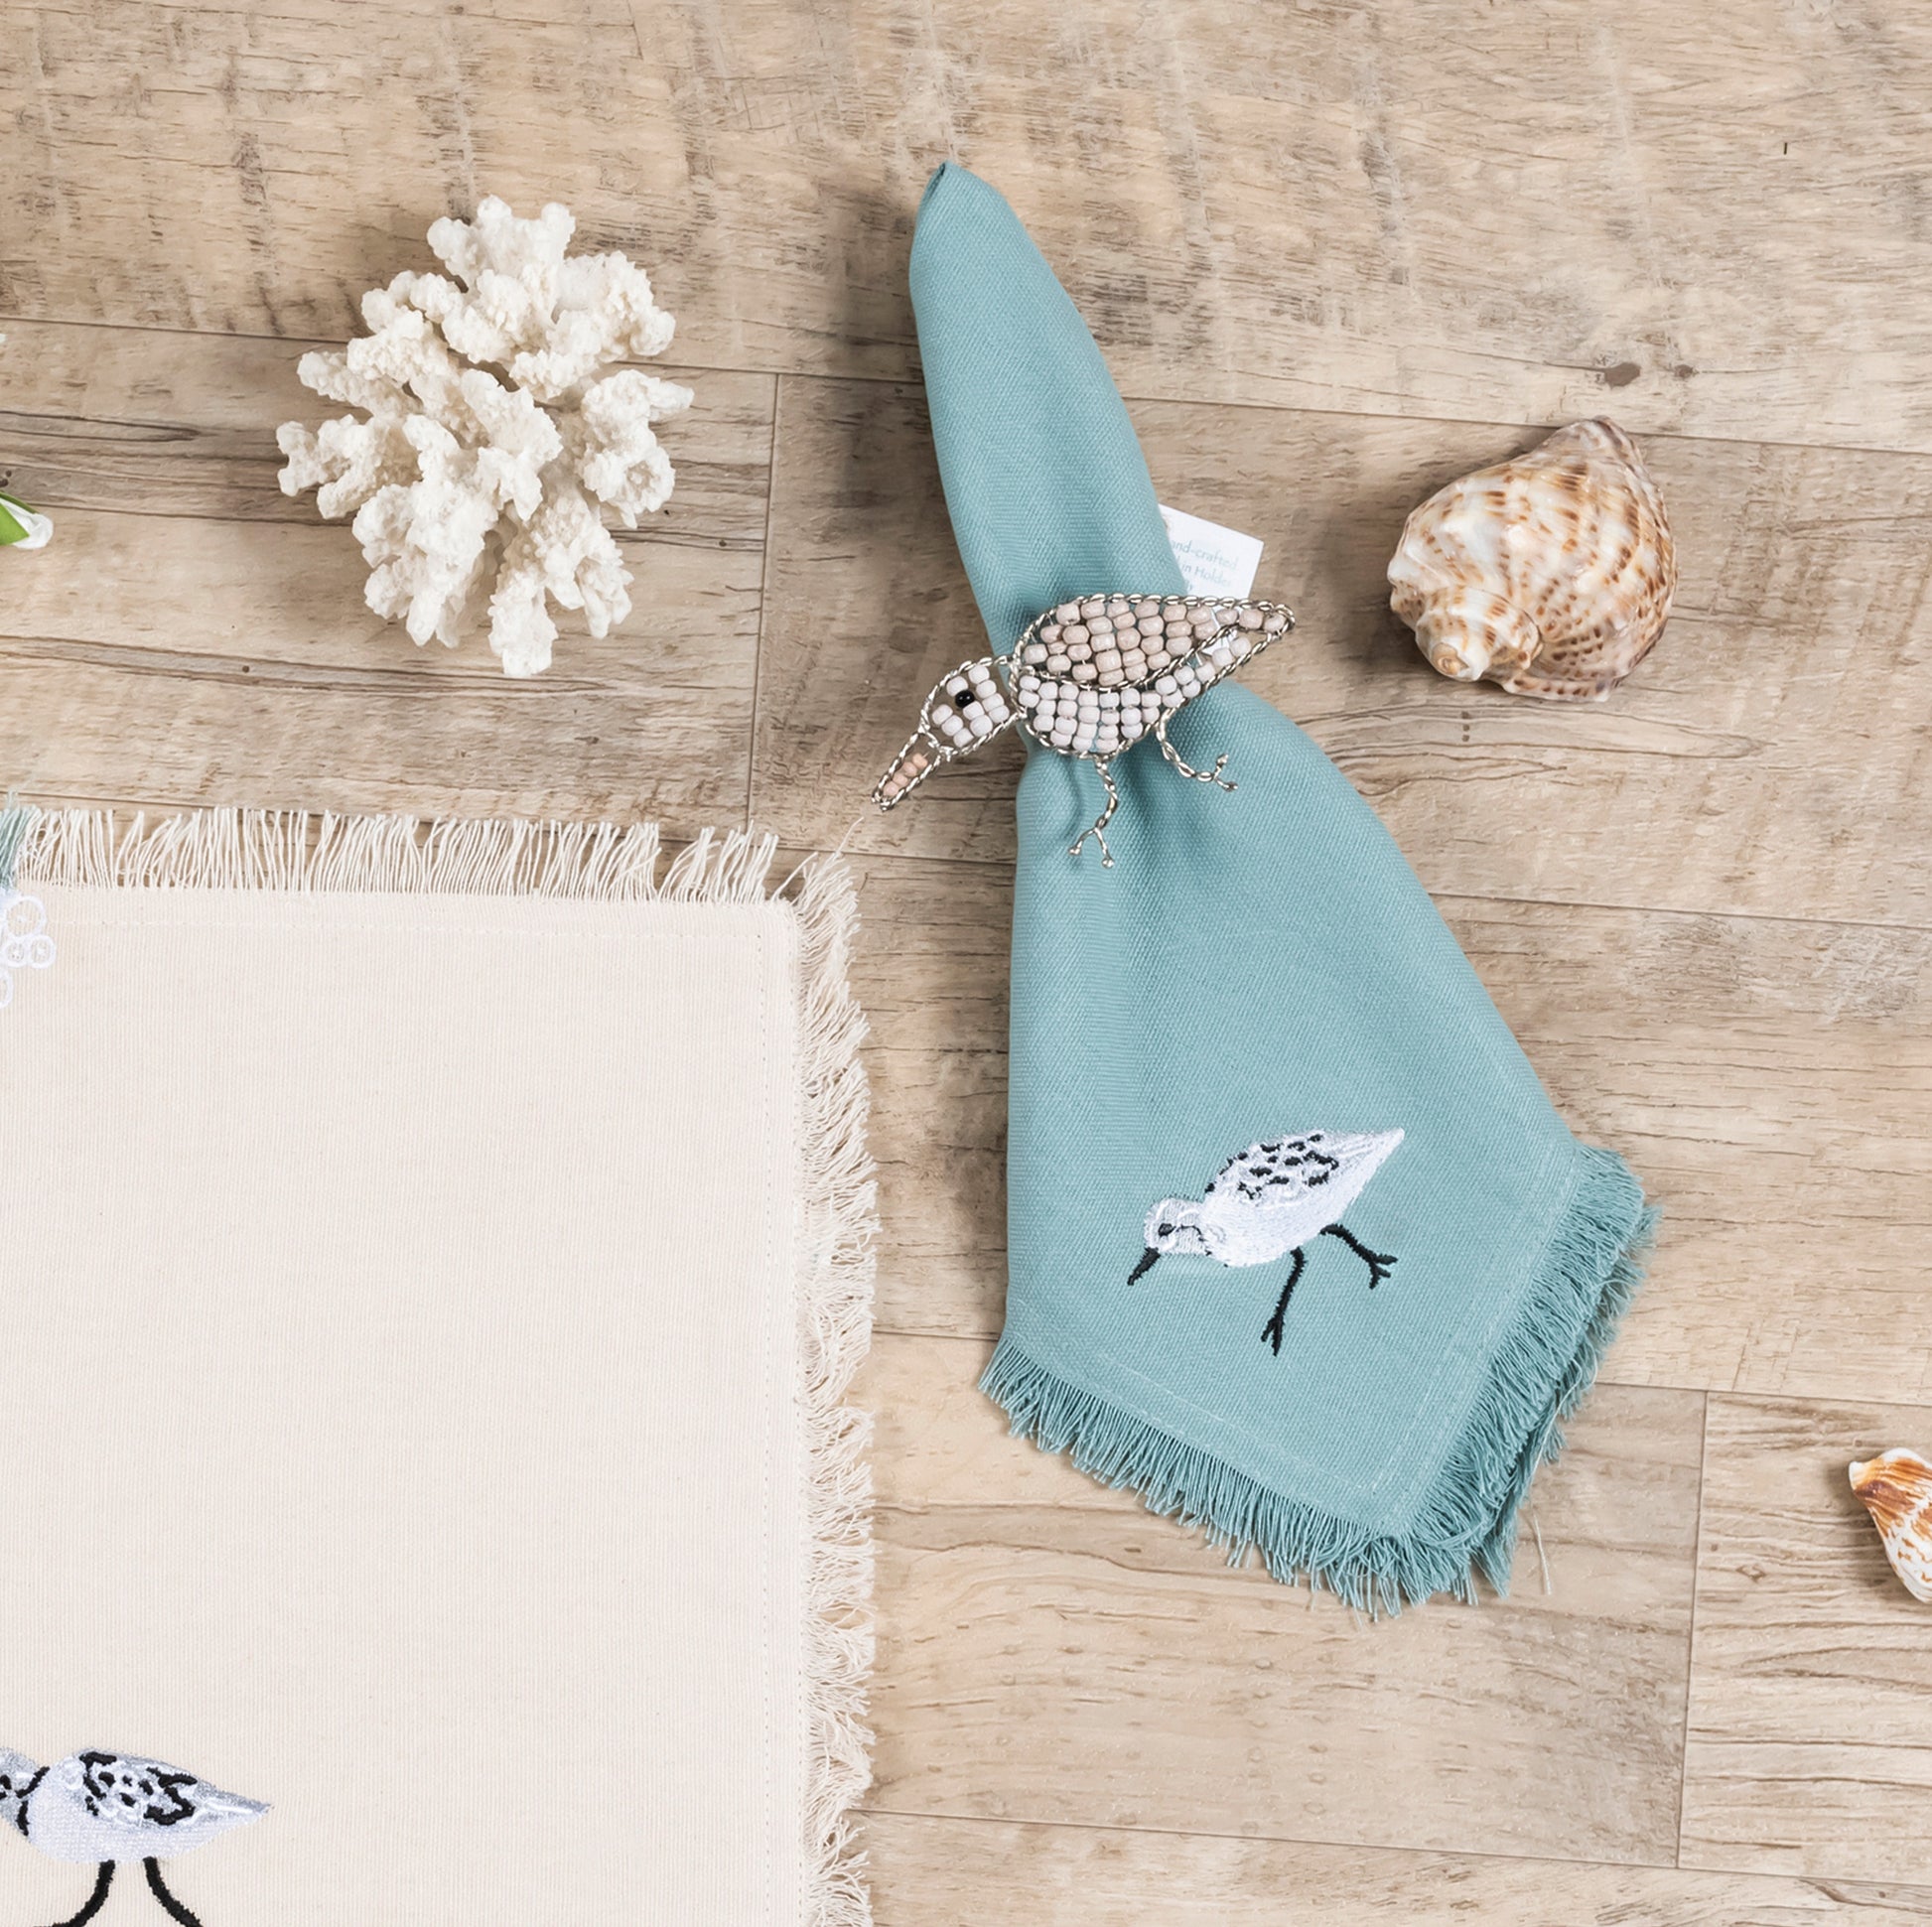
[0, 807, 874, 1927]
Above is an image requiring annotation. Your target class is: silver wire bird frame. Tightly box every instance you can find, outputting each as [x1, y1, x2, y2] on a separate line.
[873, 593, 1296, 866]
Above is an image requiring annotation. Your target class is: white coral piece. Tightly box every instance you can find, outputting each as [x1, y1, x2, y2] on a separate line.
[277, 199, 692, 677]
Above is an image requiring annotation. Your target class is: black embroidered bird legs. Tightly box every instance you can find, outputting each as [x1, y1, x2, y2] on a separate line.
[1260, 1227, 1399, 1355]
[1322, 1221, 1398, 1290]
[143, 1858, 207, 1927]
[36, 1858, 207, 1927]
[1261, 1247, 1308, 1354]
[45, 1861, 114, 1927]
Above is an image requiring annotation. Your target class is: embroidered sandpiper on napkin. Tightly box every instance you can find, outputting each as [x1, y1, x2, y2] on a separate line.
[0, 805, 874, 1926]
[909, 164, 1654, 1611]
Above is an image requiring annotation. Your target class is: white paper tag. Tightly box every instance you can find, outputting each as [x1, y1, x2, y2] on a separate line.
[1159, 504, 1264, 599]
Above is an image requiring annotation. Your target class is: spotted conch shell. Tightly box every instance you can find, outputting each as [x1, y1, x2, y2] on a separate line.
[1388, 419, 1674, 700]
[1850, 1448, 1932, 1602]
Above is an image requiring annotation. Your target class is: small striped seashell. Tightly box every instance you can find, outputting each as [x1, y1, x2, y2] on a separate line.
[1388, 418, 1674, 701]
[1850, 1448, 1932, 1602]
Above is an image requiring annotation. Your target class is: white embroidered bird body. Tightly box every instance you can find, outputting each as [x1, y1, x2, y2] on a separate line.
[0, 1750, 264, 1864]
[1131, 1131, 1406, 1354]
[1144, 1130, 1404, 1266]
[0, 1749, 266, 1927]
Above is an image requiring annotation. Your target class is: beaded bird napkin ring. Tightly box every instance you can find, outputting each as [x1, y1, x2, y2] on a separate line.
[875, 593, 1295, 865]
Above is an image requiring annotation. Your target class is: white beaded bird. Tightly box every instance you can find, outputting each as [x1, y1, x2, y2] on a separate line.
[1129, 1131, 1405, 1354]
[0, 1750, 266, 1927]
[874, 592, 1294, 866]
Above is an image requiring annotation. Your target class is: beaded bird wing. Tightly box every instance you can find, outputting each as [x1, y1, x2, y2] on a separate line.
[875, 593, 1294, 865]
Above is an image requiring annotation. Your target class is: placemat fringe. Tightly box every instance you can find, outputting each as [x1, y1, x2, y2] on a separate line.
[4, 804, 784, 904]
[791, 854, 878, 1926]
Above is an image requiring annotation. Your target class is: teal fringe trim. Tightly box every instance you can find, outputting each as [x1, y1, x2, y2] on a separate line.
[0, 798, 32, 892]
[982, 1144, 1656, 1615]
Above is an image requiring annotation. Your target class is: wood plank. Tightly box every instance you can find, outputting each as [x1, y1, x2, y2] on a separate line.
[757, 377, 1932, 926]
[0, 360, 772, 820]
[848, 852, 1932, 1407]
[843, 853, 1013, 1337]
[6, 4, 1932, 449]
[1680, 1395, 1932, 1885]
[0, 321, 772, 546]
[1445, 895, 1932, 1407]
[858, 1334, 1703, 1865]
[2, 3, 1923, 1912]
[862, 1813, 1932, 1925]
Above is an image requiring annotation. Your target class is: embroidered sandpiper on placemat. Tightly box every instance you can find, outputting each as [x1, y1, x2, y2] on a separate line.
[0, 805, 874, 1927]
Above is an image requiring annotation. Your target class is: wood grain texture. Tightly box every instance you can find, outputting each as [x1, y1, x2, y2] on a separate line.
[861, 1334, 1704, 1865]
[841, 854, 1012, 1336]
[6, 3, 1932, 449]
[4, 0, 1926, 1900]
[1680, 1396, 1932, 1885]
[1445, 895, 1932, 1407]
[0, 518, 759, 819]
[846, 853, 1932, 1408]
[0, 323, 772, 544]
[863, 1814, 1932, 1925]
[755, 377, 1932, 926]
[0, 339, 770, 821]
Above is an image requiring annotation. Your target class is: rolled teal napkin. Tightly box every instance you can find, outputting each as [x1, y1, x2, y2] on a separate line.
[910, 165, 1653, 1610]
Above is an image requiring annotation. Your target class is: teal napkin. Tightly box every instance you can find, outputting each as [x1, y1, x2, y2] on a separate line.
[909, 164, 1653, 1610]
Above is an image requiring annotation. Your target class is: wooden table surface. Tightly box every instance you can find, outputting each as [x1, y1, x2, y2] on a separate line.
[4, 4, 1930, 1920]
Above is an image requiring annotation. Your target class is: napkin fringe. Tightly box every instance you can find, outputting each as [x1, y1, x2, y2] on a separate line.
[2, 801, 879, 1923]
[983, 1145, 1653, 1615]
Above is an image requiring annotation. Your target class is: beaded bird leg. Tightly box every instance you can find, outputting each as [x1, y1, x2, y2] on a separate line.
[1067, 757, 1122, 865]
[1153, 715, 1235, 790]
[874, 593, 1294, 868]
